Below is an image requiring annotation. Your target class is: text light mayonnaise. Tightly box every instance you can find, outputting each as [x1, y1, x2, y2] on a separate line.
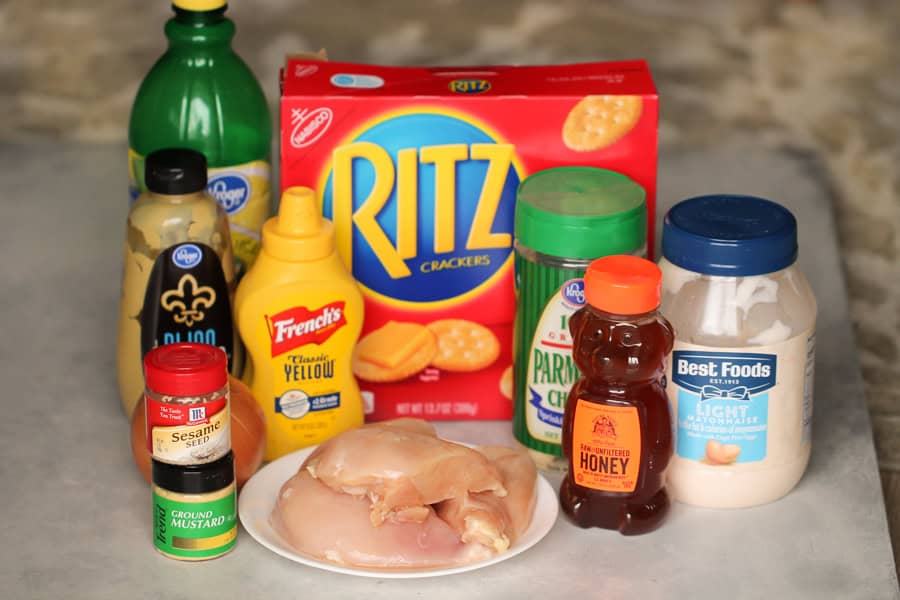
[659, 195, 816, 508]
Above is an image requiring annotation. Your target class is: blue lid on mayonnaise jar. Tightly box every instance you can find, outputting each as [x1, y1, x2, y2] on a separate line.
[659, 194, 817, 509]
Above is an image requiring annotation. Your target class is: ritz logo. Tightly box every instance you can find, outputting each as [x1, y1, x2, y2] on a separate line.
[291, 107, 333, 149]
[160, 274, 216, 327]
[561, 279, 586, 307]
[322, 111, 520, 305]
[448, 79, 491, 94]
[208, 174, 250, 215]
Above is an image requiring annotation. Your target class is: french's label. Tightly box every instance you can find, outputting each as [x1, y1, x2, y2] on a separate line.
[669, 331, 814, 466]
[140, 242, 234, 371]
[525, 279, 584, 444]
[146, 394, 230, 464]
[321, 110, 520, 307]
[266, 302, 347, 357]
[571, 400, 642, 493]
[263, 304, 346, 426]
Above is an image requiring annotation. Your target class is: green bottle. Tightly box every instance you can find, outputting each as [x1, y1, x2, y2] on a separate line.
[128, 0, 272, 276]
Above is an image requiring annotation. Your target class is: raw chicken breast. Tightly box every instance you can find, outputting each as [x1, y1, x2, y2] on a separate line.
[436, 445, 538, 552]
[303, 421, 507, 525]
[272, 469, 493, 569]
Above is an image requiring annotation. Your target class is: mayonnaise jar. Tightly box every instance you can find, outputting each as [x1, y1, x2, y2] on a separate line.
[659, 195, 817, 508]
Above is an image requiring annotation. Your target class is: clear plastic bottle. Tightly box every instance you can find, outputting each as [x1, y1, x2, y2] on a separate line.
[128, 0, 272, 277]
[117, 148, 241, 417]
[560, 255, 674, 535]
[660, 195, 817, 508]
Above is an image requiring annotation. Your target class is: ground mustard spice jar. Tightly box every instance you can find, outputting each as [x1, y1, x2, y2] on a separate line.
[152, 452, 237, 561]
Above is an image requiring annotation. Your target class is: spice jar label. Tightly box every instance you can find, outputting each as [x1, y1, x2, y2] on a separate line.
[146, 395, 230, 464]
[152, 487, 237, 559]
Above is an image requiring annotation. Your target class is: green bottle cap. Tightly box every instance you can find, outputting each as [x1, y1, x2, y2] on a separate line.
[515, 167, 646, 259]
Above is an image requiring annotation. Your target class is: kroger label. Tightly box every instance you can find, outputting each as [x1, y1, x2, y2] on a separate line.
[671, 350, 776, 463]
[171, 243, 203, 269]
[561, 279, 586, 307]
[322, 112, 519, 306]
[208, 174, 250, 215]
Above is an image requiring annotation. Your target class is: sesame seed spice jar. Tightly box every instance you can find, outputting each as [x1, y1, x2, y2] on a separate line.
[143, 343, 231, 466]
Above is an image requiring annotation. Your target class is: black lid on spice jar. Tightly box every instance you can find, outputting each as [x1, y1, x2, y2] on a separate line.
[152, 451, 235, 495]
[144, 343, 227, 396]
[145, 148, 208, 195]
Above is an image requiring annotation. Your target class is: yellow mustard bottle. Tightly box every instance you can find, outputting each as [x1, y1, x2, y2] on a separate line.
[235, 186, 364, 460]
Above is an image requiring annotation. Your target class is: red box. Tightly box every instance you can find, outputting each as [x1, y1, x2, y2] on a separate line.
[280, 60, 658, 421]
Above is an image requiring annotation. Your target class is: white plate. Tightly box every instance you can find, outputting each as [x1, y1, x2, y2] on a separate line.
[238, 443, 559, 579]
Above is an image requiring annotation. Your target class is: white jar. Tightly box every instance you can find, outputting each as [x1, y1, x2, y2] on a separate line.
[659, 195, 817, 508]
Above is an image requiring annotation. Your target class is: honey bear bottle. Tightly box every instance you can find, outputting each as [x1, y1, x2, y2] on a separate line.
[560, 255, 674, 535]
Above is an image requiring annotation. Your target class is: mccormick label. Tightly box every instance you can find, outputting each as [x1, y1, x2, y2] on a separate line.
[280, 60, 659, 421]
[146, 393, 230, 465]
[668, 330, 814, 466]
[571, 400, 642, 493]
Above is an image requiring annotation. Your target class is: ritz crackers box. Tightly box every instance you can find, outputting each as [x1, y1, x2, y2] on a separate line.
[280, 60, 658, 421]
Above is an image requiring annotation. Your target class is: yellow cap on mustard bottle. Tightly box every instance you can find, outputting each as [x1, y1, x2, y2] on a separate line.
[262, 186, 335, 261]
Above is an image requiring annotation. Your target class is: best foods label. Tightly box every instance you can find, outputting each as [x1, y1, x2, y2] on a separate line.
[280, 60, 658, 420]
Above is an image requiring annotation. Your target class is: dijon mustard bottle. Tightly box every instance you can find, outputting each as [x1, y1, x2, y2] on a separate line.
[235, 186, 364, 461]
[117, 148, 242, 417]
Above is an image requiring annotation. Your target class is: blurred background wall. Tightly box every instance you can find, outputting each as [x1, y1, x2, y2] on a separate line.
[2, 0, 899, 557]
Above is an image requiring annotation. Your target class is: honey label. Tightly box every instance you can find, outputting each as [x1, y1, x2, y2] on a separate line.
[571, 399, 642, 493]
[146, 394, 230, 465]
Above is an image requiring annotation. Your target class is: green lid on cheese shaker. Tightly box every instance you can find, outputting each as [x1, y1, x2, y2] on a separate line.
[515, 167, 646, 259]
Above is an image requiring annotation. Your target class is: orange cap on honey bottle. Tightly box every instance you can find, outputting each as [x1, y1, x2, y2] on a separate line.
[583, 255, 662, 315]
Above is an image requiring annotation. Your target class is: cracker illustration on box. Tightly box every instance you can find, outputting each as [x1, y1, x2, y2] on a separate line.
[353, 321, 437, 383]
[280, 60, 658, 420]
[562, 95, 643, 152]
[499, 365, 513, 400]
[427, 319, 500, 372]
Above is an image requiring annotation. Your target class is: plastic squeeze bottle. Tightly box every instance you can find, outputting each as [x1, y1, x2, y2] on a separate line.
[117, 148, 240, 417]
[235, 187, 364, 460]
[128, 0, 272, 277]
[559, 255, 674, 535]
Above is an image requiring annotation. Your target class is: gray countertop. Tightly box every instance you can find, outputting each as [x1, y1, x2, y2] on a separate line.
[1, 140, 897, 599]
